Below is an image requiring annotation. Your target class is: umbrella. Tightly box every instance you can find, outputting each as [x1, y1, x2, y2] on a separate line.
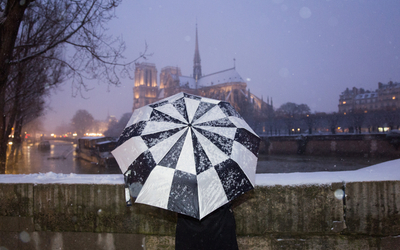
[112, 92, 260, 219]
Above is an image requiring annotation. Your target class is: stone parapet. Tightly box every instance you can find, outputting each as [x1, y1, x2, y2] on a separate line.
[1, 181, 400, 249]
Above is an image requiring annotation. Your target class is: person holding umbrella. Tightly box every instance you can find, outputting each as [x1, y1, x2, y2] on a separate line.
[112, 92, 260, 249]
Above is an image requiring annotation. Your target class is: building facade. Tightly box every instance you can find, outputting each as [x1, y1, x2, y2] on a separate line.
[133, 26, 273, 123]
[338, 81, 400, 114]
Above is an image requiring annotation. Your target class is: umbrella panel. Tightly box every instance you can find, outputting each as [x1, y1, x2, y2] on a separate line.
[168, 170, 199, 219]
[234, 128, 261, 156]
[125, 150, 156, 197]
[158, 130, 188, 169]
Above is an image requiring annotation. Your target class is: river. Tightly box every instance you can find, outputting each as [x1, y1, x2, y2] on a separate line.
[4, 140, 395, 175]
[5, 140, 121, 175]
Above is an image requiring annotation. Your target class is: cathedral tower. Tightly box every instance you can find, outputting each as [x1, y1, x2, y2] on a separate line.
[133, 62, 158, 111]
[193, 24, 202, 83]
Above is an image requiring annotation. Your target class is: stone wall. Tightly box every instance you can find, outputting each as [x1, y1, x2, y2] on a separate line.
[264, 134, 400, 157]
[1, 181, 400, 249]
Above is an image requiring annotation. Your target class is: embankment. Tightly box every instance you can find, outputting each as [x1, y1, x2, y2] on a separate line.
[262, 133, 400, 157]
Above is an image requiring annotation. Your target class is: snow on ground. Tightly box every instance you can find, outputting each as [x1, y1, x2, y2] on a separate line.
[255, 158, 400, 186]
[0, 172, 124, 185]
[0, 159, 399, 186]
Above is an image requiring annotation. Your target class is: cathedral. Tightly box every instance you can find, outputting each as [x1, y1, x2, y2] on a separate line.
[132, 26, 273, 129]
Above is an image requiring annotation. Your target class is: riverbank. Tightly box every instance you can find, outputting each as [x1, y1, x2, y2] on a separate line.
[256, 154, 396, 173]
[261, 133, 400, 158]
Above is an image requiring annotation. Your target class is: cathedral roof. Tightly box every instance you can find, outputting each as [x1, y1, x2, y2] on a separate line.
[178, 75, 197, 89]
[178, 67, 245, 89]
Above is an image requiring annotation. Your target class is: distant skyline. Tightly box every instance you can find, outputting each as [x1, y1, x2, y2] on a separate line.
[44, 0, 400, 133]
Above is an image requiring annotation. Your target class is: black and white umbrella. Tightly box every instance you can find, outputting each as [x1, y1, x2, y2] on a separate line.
[112, 92, 260, 220]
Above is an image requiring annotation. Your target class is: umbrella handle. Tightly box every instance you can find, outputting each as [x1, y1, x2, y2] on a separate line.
[125, 186, 132, 206]
[124, 171, 132, 206]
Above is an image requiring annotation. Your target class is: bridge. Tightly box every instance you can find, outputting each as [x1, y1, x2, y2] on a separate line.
[41, 137, 77, 143]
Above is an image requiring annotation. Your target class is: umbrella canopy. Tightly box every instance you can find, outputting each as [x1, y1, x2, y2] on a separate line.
[112, 92, 260, 219]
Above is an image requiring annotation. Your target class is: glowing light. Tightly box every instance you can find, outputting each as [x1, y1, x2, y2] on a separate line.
[378, 127, 391, 132]
[393, 96, 396, 100]
[85, 133, 104, 137]
[334, 189, 344, 200]
[343, 101, 346, 104]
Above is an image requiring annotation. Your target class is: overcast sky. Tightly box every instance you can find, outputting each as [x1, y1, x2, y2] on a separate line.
[44, 0, 400, 133]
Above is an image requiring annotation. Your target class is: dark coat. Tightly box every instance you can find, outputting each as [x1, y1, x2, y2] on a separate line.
[175, 203, 239, 250]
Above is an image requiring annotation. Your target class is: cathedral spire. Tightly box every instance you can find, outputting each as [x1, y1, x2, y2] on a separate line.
[193, 24, 202, 83]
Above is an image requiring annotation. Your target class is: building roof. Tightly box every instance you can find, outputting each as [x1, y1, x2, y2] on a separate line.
[178, 67, 245, 89]
[355, 92, 378, 99]
[379, 82, 400, 89]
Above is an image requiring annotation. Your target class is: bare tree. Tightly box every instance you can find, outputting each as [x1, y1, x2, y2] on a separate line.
[5, 38, 64, 159]
[276, 102, 311, 135]
[327, 112, 339, 134]
[1, 1, 33, 163]
[71, 109, 94, 137]
[0, 0, 148, 173]
[104, 112, 131, 137]
[276, 102, 310, 117]
[303, 114, 315, 135]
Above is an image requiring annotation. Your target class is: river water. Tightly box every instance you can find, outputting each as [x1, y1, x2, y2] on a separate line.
[5, 140, 121, 175]
[5, 140, 395, 175]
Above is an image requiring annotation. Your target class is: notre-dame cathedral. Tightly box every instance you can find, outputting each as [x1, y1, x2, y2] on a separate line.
[132, 26, 273, 130]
